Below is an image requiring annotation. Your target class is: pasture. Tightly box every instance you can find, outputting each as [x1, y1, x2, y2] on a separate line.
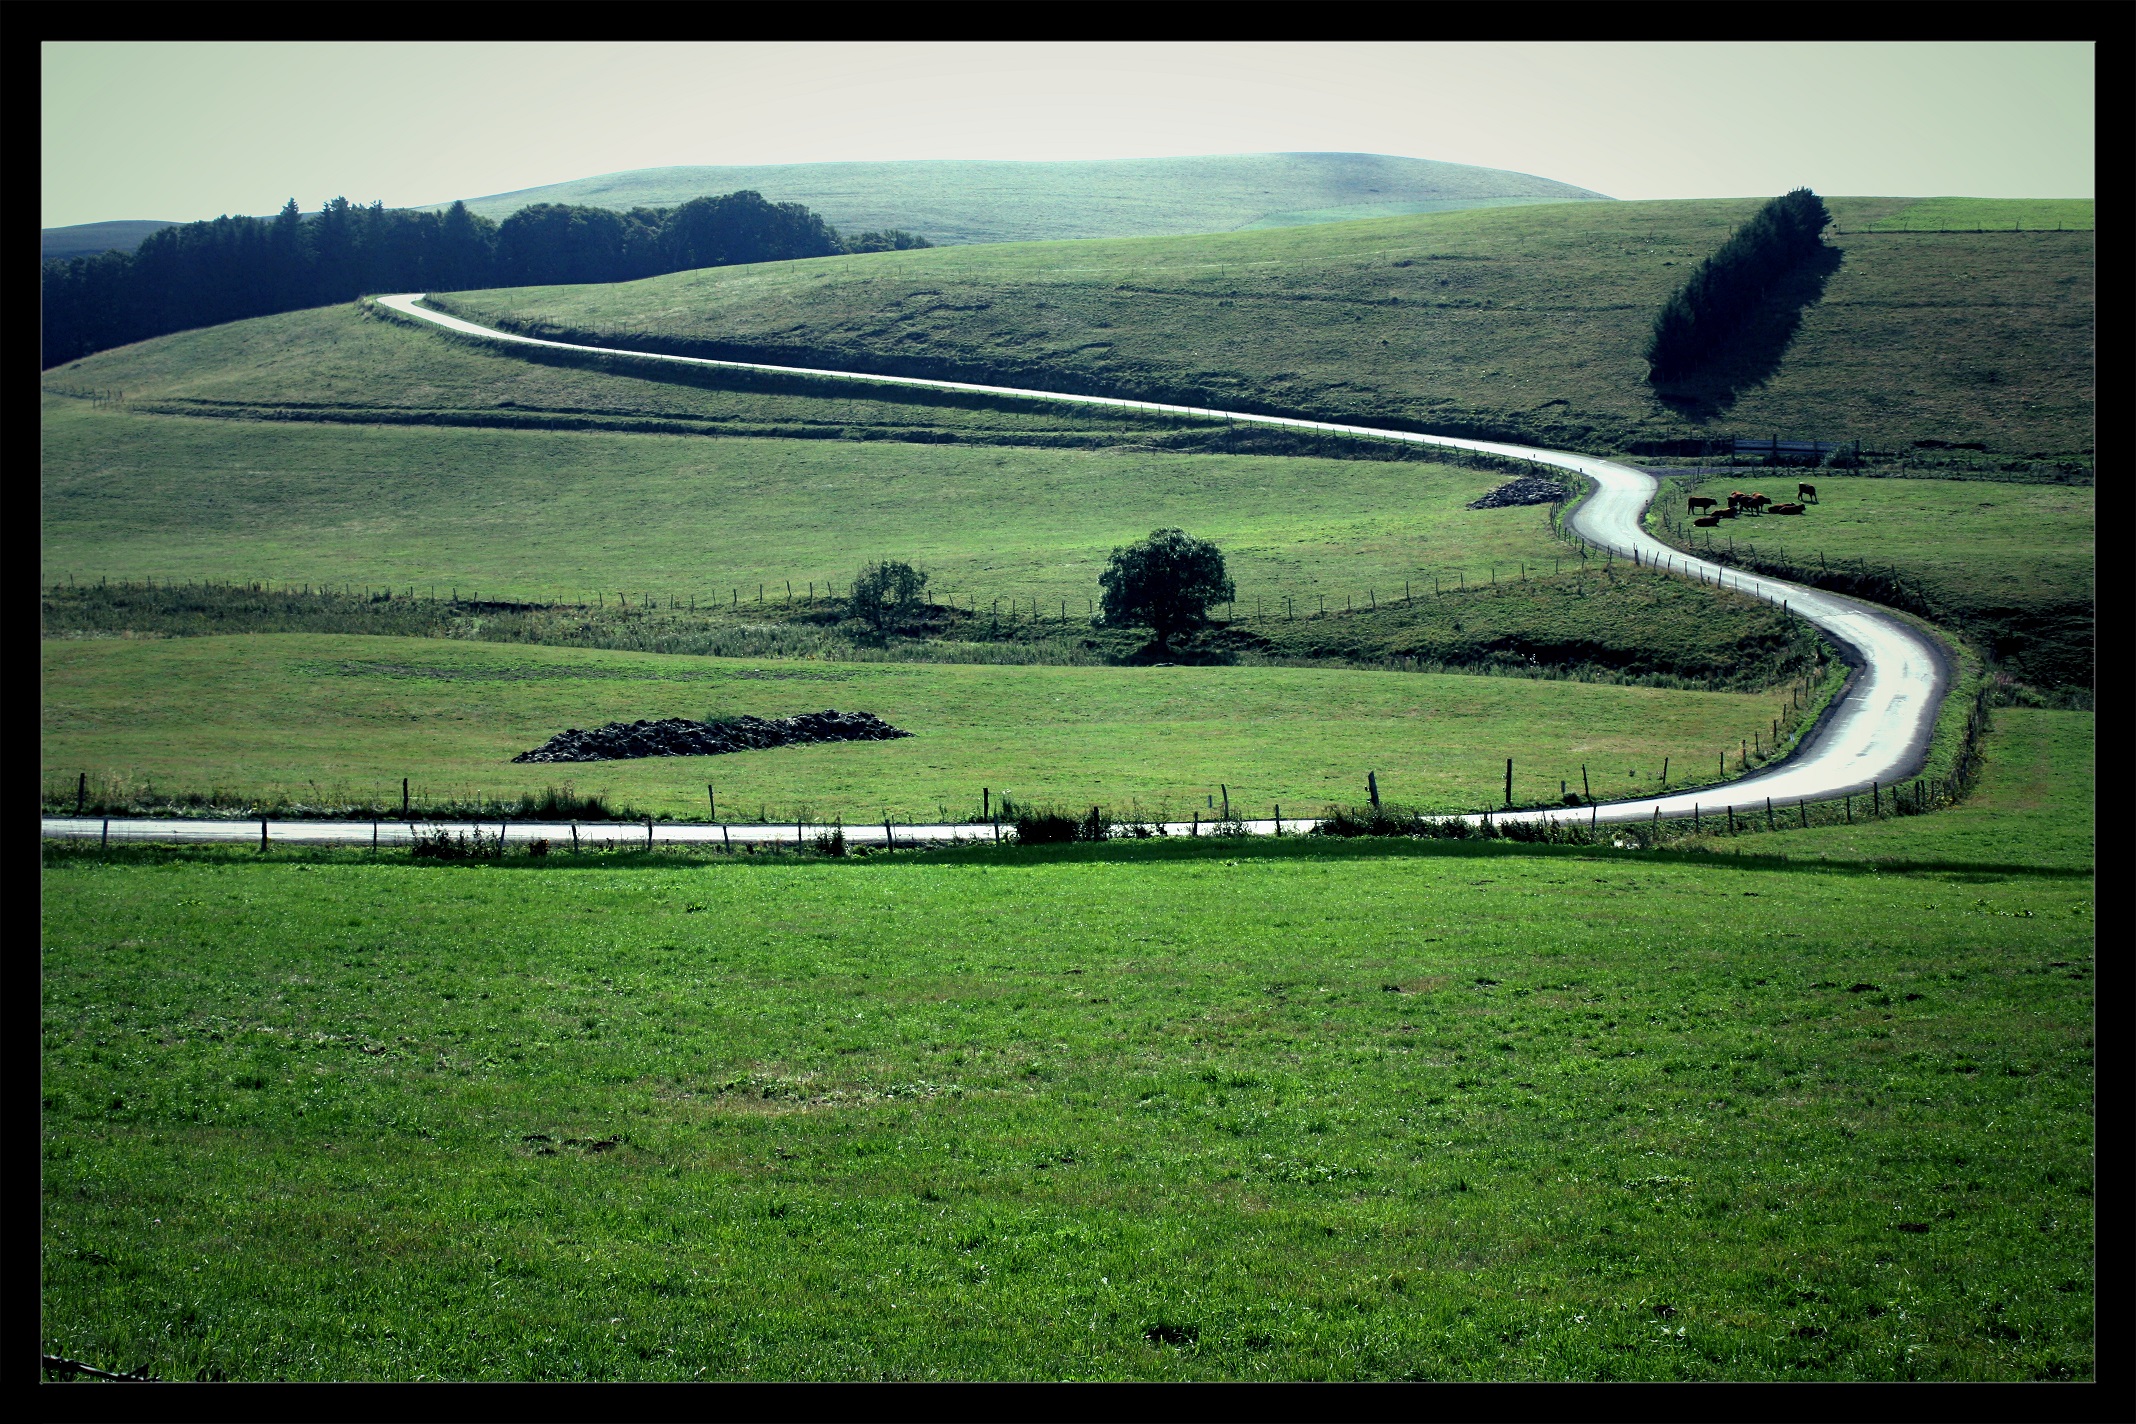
[428, 197, 2095, 464]
[40, 397, 1563, 616]
[39, 633, 1793, 823]
[39, 834, 2094, 1381]
[1652, 475, 2094, 694]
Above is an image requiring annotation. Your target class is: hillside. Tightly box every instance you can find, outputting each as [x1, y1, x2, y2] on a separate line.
[431, 196, 2095, 464]
[429, 153, 1611, 244]
[39, 218, 178, 262]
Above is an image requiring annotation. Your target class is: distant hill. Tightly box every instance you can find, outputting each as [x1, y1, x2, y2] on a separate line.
[41, 219, 178, 262]
[428, 153, 1611, 245]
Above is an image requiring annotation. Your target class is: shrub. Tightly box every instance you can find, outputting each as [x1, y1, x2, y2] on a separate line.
[813, 826, 848, 856]
[1009, 803, 1111, 845]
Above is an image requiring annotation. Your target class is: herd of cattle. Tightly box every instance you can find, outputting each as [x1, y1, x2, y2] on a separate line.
[1687, 483, 1817, 527]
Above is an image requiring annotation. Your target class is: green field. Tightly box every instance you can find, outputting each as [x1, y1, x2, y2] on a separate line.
[1650, 475, 2094, 693]
[1680, 709, 2093, 871]
[40, 833, 2094, 1381]
[437, 153, 1609, 244]
[40, 633, 1795, 823]
[40, 394, 1565, 614]
[427, 197, 2095, 462]
[1855, 198, 2094, 233]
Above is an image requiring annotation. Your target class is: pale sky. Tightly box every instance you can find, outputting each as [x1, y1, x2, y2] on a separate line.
[41, 41, 2095, 228]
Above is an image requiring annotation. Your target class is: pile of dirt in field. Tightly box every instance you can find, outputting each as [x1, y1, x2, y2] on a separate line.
[513, 710, 910, 763]
[1467, 476, 1568, 509]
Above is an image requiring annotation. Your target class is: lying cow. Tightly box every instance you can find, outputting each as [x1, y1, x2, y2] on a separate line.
[1687, 495, 1717, 513]
[1770, 502, 1807, 515]
[1693, 515, 1721, 527]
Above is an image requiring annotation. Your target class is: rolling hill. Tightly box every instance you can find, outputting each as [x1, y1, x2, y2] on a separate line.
[426, 153, 1611, 244]
[429, 196, 2095, 464]
[39, 218, 179, 262]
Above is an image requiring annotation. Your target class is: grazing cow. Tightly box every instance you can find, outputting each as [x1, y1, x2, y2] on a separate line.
[1687, 496, 1717, 513]
[1798, 482, 1818, 502]
[1693, 515, 1721, 527]
[1770, 502, 1806, 515]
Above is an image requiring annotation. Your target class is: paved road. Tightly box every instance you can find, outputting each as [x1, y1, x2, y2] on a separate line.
[41, 297, 1947, 846]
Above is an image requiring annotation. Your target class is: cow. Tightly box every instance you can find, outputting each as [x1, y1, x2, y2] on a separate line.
[1798, 482, 1818, 502]
[1712, 505, 1739, 519]
[1687, 496, 1717, 513]
[1693, 515, 1721, 527]
[1770, 502, 1806, 515]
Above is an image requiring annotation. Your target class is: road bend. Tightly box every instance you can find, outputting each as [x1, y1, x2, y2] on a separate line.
[40, 297, 1948, 846]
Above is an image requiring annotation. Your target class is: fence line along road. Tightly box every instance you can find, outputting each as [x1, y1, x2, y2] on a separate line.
[43, 296, 1948, 844]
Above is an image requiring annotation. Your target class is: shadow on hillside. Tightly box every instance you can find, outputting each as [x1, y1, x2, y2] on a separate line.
[1649, 245, 1846, 422]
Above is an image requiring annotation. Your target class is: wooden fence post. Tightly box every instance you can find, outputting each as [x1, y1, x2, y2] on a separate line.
[1221, 785, 1230, 820]
[1765, 798, 1774, 831]
[1505, 759, 1513, 808]
[1660, 756, 1669, 787]
[1581, 766, 1590, 800]
[1367, 773, 1379, 808]
[76, 772, 87, 816]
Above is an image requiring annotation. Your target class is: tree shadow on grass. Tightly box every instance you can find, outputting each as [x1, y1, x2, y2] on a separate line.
[1650, 245, 1846, 424]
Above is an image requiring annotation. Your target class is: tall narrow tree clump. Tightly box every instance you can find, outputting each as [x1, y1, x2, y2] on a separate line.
[1645, 188, 1832, 384]
[1098, 528, 1234, 650]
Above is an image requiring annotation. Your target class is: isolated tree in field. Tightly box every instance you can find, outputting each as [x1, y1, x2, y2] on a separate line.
[1098, 528, 1235, 650]
[850, 560, 929, 633]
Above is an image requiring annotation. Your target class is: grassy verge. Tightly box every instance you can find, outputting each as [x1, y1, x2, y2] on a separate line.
[41, 838, 2094, 1380]
[40, 633, 1797, 824]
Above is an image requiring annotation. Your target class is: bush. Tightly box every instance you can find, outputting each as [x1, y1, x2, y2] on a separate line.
[1098, 529, 1234, 650]
[1009, 802, 1111, 845]
[813, 826, 848, 856]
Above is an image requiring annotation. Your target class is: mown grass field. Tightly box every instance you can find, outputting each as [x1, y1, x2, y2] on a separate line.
[40, 397, 1562, 614]
[429, 197, 2094, 462]
[1650, 475, 2094, 693]
[40, 830, 2094, 1381]
[1680, 709, 2093, 872]
[40, 633, 1796, 823]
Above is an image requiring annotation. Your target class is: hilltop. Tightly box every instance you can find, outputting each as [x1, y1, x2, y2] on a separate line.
[425, 153, 1611, 244]
[39, 218, 179, 261]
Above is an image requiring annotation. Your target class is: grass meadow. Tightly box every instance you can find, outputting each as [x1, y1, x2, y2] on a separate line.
[39, 633, 1800, 823]
[40, 810, 2095, 1380]
[1650, 475, 2094, 694]
[40, 398, 1564, 615]
[428, 197, 2095, 464]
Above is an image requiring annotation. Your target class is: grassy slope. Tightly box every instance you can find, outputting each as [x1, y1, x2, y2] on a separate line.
[40, 634, 1785, 822]
[40, 842, 2094, 1380]
[439, 153, 1609, 244]
[1682, 709, 2093, 871]
[429, 198, 2095, 460]
[39, 396, 1569, 612]
[1856, 198, 2094, 233]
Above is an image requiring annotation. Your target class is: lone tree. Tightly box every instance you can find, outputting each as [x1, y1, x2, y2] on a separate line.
[849, 560, 929, 633]
[1098, 528, 1234, 650]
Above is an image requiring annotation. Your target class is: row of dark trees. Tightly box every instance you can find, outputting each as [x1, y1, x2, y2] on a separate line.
[1645, 188, 1832, 383]
[41, 191, 928, 368]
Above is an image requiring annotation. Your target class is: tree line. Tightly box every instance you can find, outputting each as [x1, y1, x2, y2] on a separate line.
[41, 191, 929, 368]
[1645, 188, 1831, 384]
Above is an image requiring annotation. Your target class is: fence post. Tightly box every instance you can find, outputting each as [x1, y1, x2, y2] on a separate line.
[1765, 798, 1774, 831]
[102, 818, 110, 847]
[885, 818, 894, 849]
[572, 823, 580, 852]
[1799, 801, 1808, 828]
[647, 816, 654, 850]
[1274, 804, 1281, 835]
[402, 778, 410, 815]
[1367, 773, 1379, 809]
[1221, 784, 1230, 820]
[1660, 756, 1669, 788]
[1581, 766, 1590, 800]
[260, 817, 268, 851]
[1505, 759, 1513, 808]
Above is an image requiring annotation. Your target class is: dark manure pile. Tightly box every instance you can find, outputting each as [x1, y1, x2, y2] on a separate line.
[1466, 476, 1568, 510]
[514, 710, 910, 764]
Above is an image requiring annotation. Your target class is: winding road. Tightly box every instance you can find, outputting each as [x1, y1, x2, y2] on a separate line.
[41, 295, 1949, 847]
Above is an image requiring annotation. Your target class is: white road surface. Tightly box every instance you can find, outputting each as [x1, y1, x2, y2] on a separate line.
[40, 295, 1948, 847]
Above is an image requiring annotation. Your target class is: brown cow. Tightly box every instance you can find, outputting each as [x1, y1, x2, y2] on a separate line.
[1712, 505, 1739, 519]
[1770, 502, 1806, 515]
[1798, 482, 1818, 502]
[1693, 515, 1721, 527]
[1687, 496, 1717, 513]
